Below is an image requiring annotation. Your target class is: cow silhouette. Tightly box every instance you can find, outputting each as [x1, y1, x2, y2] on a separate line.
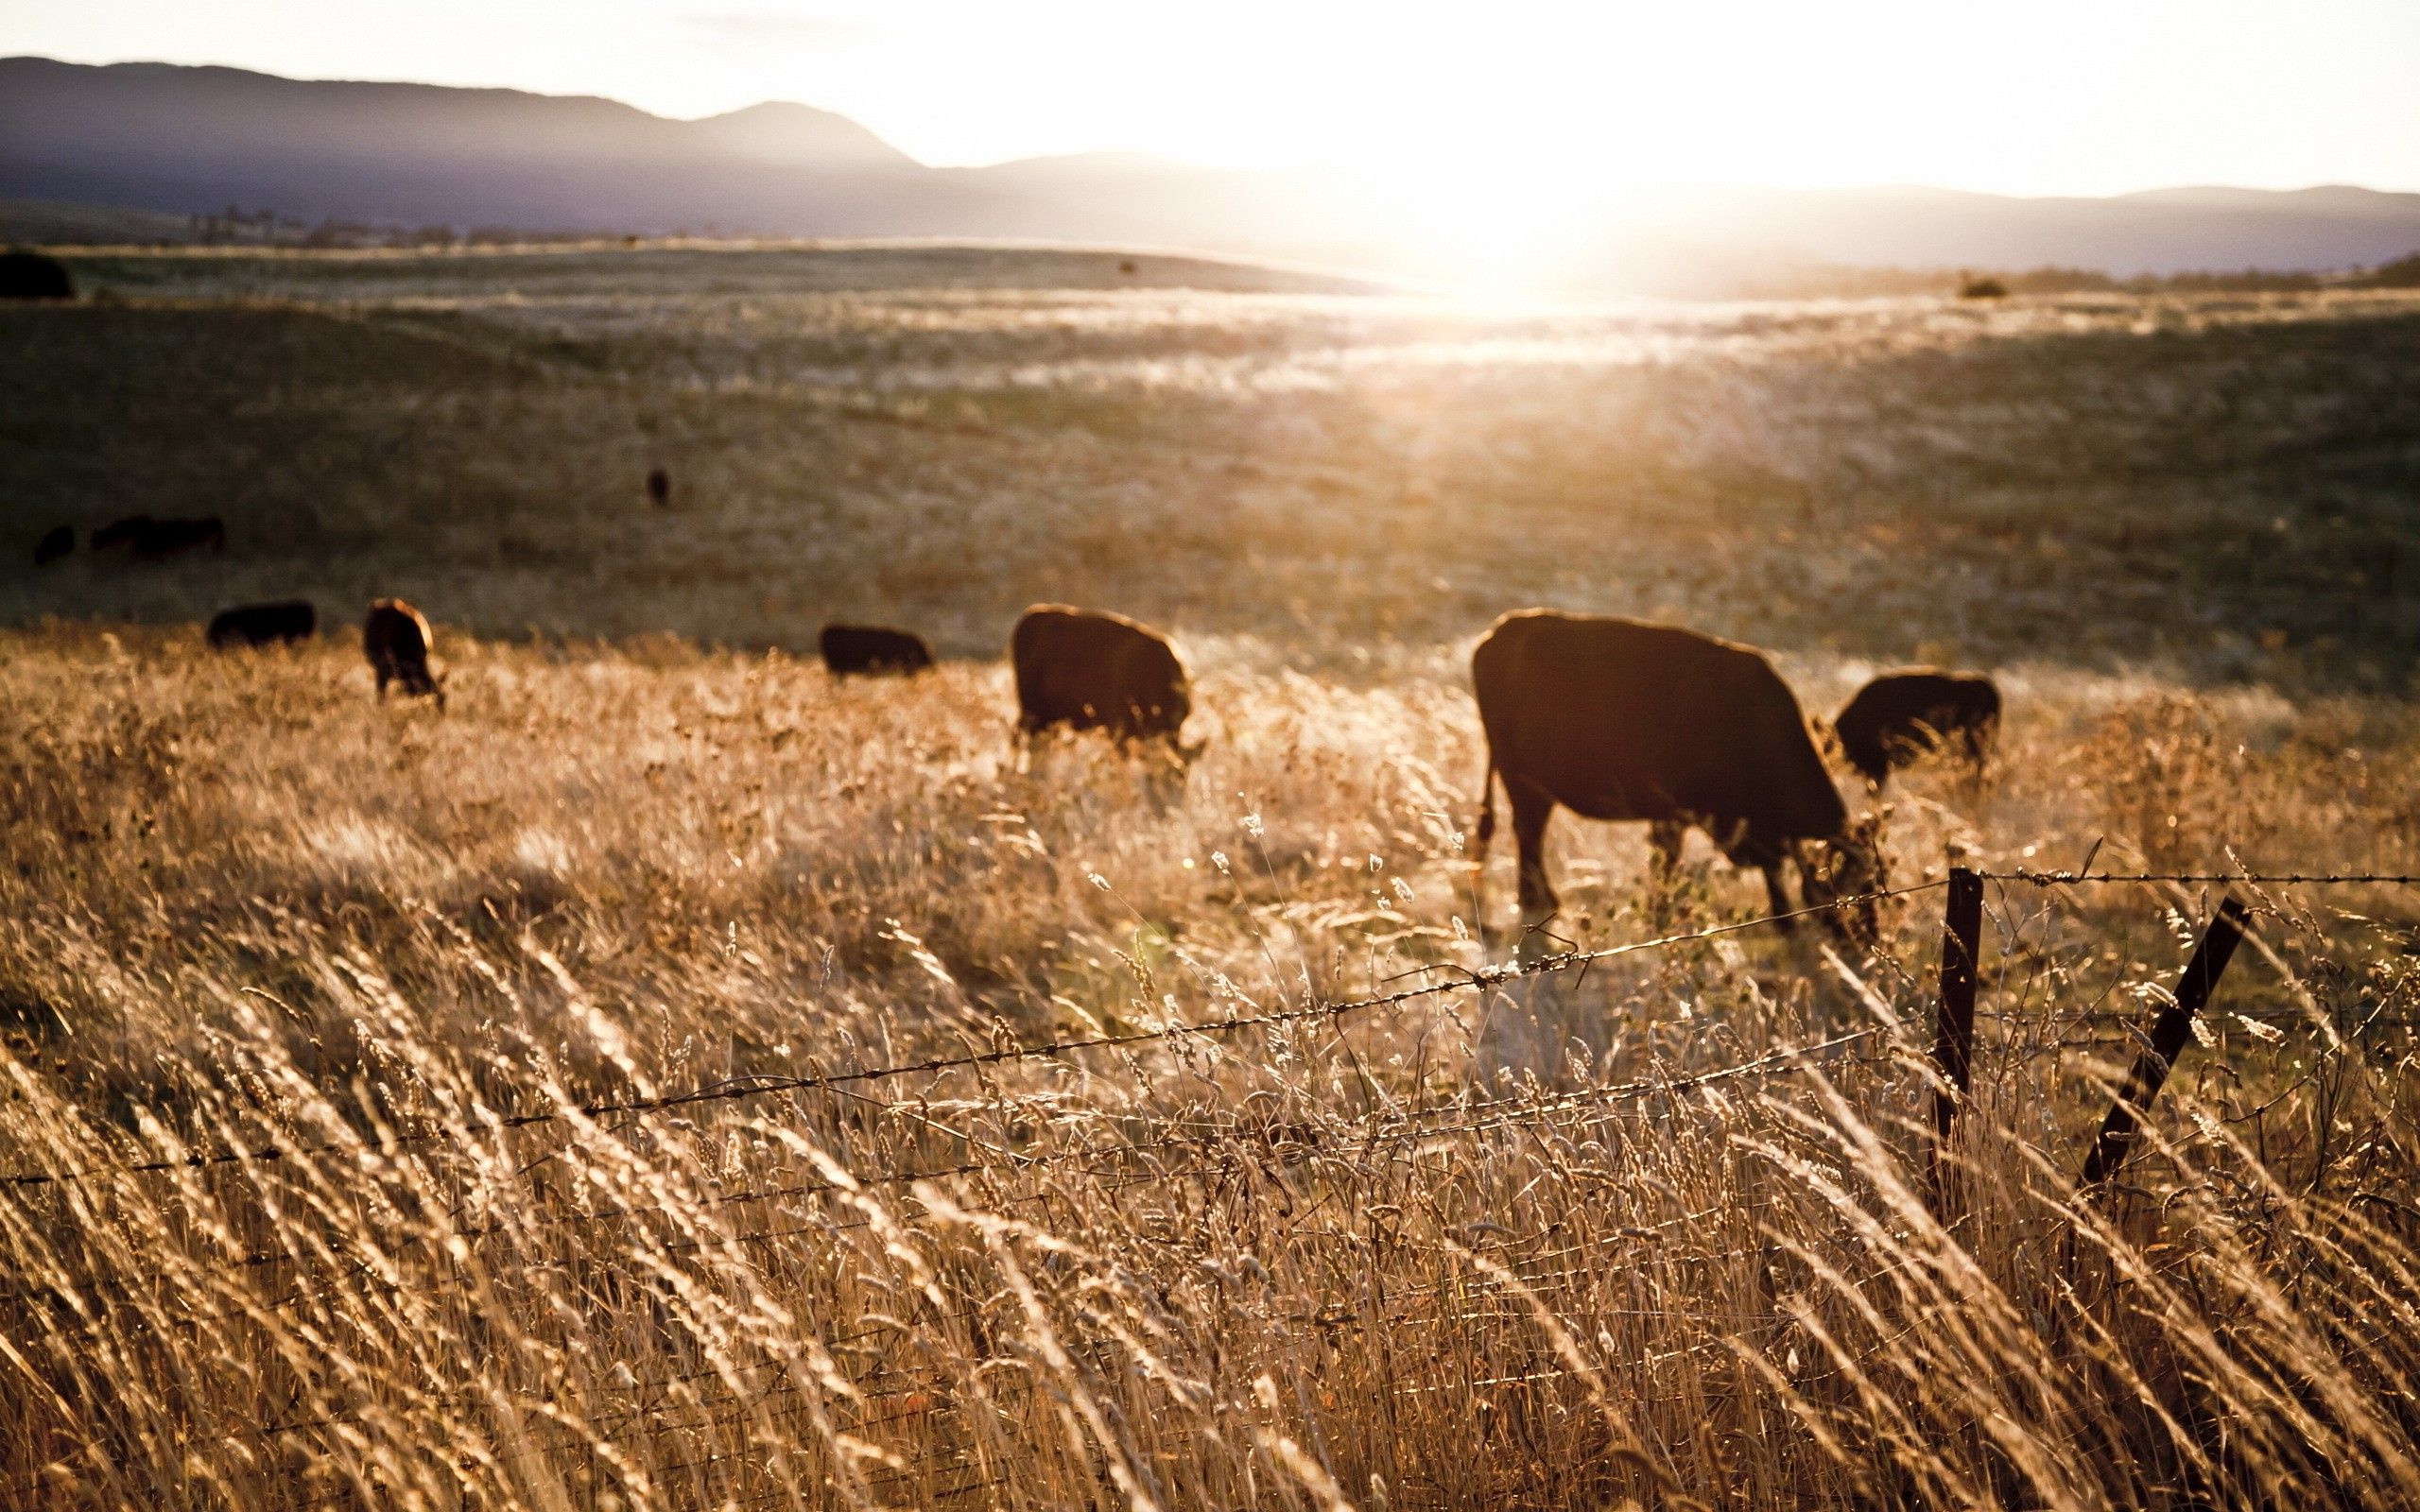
[1832, 670, 2000, 789]
[363, 598, 444, 708]
[1472, 610, 1880, 935]
[821, 623, 933, 677]
[1011, 605, 1201, 760]
[92, 515, 224, 559]
[208, 600, 317, 649]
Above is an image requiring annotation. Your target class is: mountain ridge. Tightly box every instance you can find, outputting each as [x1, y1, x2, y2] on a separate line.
[7, 57, 2419, 285]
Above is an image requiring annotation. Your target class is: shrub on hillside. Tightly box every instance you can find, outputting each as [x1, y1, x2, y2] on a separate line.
[2364, 249, 2420, 288]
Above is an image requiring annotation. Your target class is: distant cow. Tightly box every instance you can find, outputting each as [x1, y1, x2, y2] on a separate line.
[34, 525, 73, 567]
[1831, 670, 2000, 789]
[1011, 605, 1199, 757]
[208, 600, 317, 649]
[821, 623, 933, 677]
[92, 515, 225, 559]
[1471, 610, 1880, 932]
[646, 467, 671, 507]
[363, 598, 444, 708]
[89, 516, 154, 552]
[0, 249, 75, 301]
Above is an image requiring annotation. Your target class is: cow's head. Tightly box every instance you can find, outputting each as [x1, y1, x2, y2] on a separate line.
[1799, 810, 1890, 943]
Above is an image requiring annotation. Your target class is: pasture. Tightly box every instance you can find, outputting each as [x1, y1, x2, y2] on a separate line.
[5, 244, 2420, 1508]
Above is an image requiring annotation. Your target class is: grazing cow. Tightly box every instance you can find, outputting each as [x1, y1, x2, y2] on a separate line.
[1471, 610, 1880, 933]
[208, 600, 317, 649]
[92, 515, 225, 559]
[34, 525, 73, 566]
[363, 598, 444, 708]
[820, 623, 933, 677]
[1831, 670, 2000, 789]
[1011, 605, 1200, 757]
[646, 467, 671, 507]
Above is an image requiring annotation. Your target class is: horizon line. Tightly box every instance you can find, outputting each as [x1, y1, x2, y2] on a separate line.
[10, 52, 2420, 200]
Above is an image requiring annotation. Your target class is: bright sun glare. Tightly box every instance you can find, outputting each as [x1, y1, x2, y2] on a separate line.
[13, 0, 2420, 298]
[1364, 157, 1592, 300]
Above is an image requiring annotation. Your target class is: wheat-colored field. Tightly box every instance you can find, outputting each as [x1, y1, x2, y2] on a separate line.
[5, 246, 2420, 1508]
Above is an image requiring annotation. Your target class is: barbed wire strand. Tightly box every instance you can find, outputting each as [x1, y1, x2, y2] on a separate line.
[5, 1029, 1894, 1329]
[12, 868, 2408, 1190]
[0, 880, 1941, 1190]
[1980, 869, 2420, 886]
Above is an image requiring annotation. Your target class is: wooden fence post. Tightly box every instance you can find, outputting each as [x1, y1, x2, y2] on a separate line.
[1927, 867, 1983, 1221]
[2077, 894, 2252, 1194]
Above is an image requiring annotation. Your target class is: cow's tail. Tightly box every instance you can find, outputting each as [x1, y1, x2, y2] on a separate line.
[1472, 742, 1498, 866]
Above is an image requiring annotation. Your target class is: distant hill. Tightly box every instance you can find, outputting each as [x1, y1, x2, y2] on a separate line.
[7, 57, 2420, 286]
[683, 102, 919, 173]
[1643, 182, 2420, 279]
[0, 57, 1011, 237]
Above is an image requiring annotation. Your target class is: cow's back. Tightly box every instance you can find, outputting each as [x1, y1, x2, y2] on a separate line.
[1011, 605, 1189, 738]
[1474, 610, 1843, 842]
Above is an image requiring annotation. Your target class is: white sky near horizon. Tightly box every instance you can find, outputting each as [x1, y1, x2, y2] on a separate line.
[9, 0, 2420, 199]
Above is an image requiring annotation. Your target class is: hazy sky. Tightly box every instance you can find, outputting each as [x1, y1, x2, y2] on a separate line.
[11, 0, 2420, 197]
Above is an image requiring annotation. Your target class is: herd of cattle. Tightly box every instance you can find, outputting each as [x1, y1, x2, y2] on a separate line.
[33, 507, 1999, 934]
[36, 514, 226, 565]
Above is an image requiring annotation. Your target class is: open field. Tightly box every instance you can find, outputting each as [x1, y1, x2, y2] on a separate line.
[6, 246, 2420, 1508]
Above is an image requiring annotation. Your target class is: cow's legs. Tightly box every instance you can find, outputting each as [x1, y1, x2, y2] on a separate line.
[1648, 821, 1686, 881]
[1506, 780, 1559, 919]
[1761, 862, 1798, 928]
[1962, 719, 1995, 780]
[1646, 819, 1687, 928]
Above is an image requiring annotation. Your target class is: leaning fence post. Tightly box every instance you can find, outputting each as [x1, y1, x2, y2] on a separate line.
[1927, 867, 1983, 1221]
[2077, 894, 2252, 1194]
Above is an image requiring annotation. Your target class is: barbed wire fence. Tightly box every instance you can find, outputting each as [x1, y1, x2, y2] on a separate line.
[0, 880, 1951, 1192]
[5, 865, 2405, 1192]
[3, 863, 2415, 1490]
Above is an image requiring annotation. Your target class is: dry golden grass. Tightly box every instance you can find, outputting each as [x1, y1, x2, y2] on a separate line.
[5, 247, 2420, 1508]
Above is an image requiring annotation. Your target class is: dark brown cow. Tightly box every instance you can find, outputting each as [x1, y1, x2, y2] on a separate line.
[363, 598, 444, 708]
[1832, 670, 2000, 789]
[821, 623, 933, 677]
[1011, 605, 1199, 757]
[646, 467, 671, 508]
[1471, 610, 1880, 932]
[209, 600, 317, 649]
[93, 515, 225, 559]
[89, 515, 153, 552]
[34, 525, 73, 566]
